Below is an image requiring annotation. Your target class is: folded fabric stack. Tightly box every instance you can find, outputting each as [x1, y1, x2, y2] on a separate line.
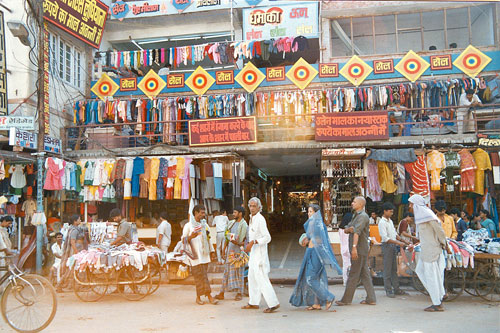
[68, 243, 167, 272]
[445, 238, 475, 270]
[463, 228, 493, 253]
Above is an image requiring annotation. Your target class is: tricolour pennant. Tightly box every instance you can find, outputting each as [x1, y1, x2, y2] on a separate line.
[395, 50, 429, 82]
[91, 73, 119, 101]
[235, 62, 266, 93]
[185, 66, 215, 96]
[453, 45, 491, 78]
[286, 58, 318, 90]
[339, 56, 372, 86]
[138, 69, 167, 99]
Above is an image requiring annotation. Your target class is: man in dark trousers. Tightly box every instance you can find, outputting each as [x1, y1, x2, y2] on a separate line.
[336, 196, 377, 306]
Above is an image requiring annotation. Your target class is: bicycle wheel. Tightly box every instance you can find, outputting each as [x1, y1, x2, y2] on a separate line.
[464, 270, 478, 296]
[444, 269, 465, 301]
[412, 273, 429, 295]
[474, 263, 500, 302]
[1, 274, 57, 333]
[116, 266, 152, 301]
[74, 268, 108, 302]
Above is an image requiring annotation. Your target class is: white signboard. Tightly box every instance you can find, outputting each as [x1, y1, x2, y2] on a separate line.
[322, 148, 366, 157]
[9, 128, 37, 149]
[44, 135, 61, 154]
[0, 116, 35, 130]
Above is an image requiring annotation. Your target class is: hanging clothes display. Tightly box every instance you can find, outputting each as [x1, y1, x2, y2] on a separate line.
[458, 149, 477, 192]
[426, 150, 446, 191]
[444, 151, 461, 192]
[472, 148, 492, 196]
[404, 156, 430, 198]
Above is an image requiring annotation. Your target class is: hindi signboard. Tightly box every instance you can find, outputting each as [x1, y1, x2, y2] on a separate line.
[0, 116, 35, 130]
[243, 2, 318, 40]
[189, 116, 257, 147]
[42, 0, 109, 48]
[315, 111, 389, 141]
[478, 134, 500, 147]
[9, 128, 37, 149]
[44, 135, 62, 154]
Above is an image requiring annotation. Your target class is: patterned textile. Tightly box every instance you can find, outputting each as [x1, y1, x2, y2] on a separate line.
[191, 263, 211, 297]
[459, 149, 477, 192]
[221, 263, 244, 293]
[427, 150, 446, 191]
[405, 155, 430, 198]
[472, 148, 492, 196]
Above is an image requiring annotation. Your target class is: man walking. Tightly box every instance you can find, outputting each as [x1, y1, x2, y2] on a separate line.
[213, 210, 229, 264]
[378, 202, 410, 298]
[409, 194, 447, 312]
[156, 212, 171, 252]
[242, 197, 280, 313]
[182, 204, 218, 305]
[336, 196, 376, 306]
[215, 206, 248, 301]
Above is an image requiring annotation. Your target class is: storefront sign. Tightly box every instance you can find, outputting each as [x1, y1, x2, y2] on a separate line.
[189, 116, 257, 147]
[0, 11, 7, 116]
[373, 59, 394, 74]
[0, 116, 35, 130]
[478, 134, 500, 147]
[43, 24, 50, 134]
[120, 77, 137, 91]
[266, 67, 285, 81]
[9, 128, 37, 150]
[315, 111, 389, 141]
[243, 2, 318, 40]
[319, 63, 339, 78]
[430, 55, 452, 70]
[42, 0, 108, 48]
[110, 0, 129, 20]
[322, 148, 366, 157]
[215, 70, 234, 85]
[167, 74, 184, 88]
[197, 0, 221, 8]
[44, 135, 62, 154]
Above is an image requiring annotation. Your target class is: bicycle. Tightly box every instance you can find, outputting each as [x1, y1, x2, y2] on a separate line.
[0, 256, 57, 332]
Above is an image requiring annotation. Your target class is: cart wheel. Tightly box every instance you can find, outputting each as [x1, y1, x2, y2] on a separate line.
[116, 266, 152, 301]
[474, 263, 500, 302]
[463, 270, 478, 296]
[444, 269, 465, 301]
[148, 263, 162, 295]
[412, 273, 428, 296]
[74, 268, 108, 302]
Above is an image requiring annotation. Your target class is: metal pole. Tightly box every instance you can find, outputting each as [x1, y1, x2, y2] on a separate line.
[36, 153, 44, 273]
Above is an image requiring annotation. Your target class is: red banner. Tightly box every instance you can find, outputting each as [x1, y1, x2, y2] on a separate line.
[315, 111, 389, 141]
[189, 116, 257, 147]
[43, 0, 108, 49]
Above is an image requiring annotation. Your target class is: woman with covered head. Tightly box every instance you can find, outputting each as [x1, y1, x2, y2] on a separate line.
[290, 204, 342, 311]
[408, 194, 448, 312]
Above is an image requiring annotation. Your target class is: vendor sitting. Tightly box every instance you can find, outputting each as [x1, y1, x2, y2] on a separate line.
[458, 88, 483, 134]
[109, 209, 134, 246]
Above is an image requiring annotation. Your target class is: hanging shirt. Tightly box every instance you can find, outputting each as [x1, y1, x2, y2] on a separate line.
[404, 156, 430, 198]
[472, 148, 492, 196]
[8, 164, 26, 189]
[377, 161, 397, 194]
[131, 157, 145, 197]
[426, 150, 446, 191]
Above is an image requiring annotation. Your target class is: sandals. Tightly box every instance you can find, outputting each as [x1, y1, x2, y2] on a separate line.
[424, 305, 444, 312]
[235, 294, 242, 301]
[335, 301, 350, 306]
[325, 301, 333, 311]
[263, 304, 280, 313]
[196, 298, 205, 305]
[360, 300, 376, 305]
[306, 306, 321, 311]
[241, 304, 259, 310]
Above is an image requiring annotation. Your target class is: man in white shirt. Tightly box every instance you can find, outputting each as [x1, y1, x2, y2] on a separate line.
[182, 204, 218, 305]
[213, 210, 229, 264]
[51, 232, 64, 284]
[0, 216, 13, 264]
[242, 197, 280, 313]
[156, 212, 172, 252]
[458, 88, 483, 134]
[378, 202, 410, 298]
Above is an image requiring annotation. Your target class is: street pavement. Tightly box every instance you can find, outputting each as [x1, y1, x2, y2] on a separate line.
[1, 284, 498, 333]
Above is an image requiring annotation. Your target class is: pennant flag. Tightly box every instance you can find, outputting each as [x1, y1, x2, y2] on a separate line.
[91, 73, 119, 101]
[185, 66, 215, 96]
[395, 50, 430, 82]
[339, 56, 372, 86]
[138, 69, 167, 99]
[286, 57, 318, 90]
[453, 45, 491, 78]
[235, 62, 266, 93]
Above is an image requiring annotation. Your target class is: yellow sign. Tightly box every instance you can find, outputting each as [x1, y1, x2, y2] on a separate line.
[185, 66, 215, 96]
[395, 50, 429, 82]
[453, 45, 491, 78]
[138, 69, 167, 99]
[286, 58, 318, 90]
[339, 56, 373, 86]
[91, 73, 119, 101]
[235, 62, 266, 93]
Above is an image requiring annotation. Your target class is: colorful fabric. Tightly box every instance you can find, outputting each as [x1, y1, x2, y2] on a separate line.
[459, 149, 477, 192]
[405, 156, 430, 198]
[426, 150, 446, 191]
[472, 148, 492, 196]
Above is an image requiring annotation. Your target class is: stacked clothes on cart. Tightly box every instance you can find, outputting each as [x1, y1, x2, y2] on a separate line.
[445, 238, 475, 270]
[67, 243, 167, 272]
[462, 228, 500, 254]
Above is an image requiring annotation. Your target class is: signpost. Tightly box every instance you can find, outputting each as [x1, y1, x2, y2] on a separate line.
[189, 116, 257, 147]
[315, 111, 389, 141]
[0, 116, 36, 130]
